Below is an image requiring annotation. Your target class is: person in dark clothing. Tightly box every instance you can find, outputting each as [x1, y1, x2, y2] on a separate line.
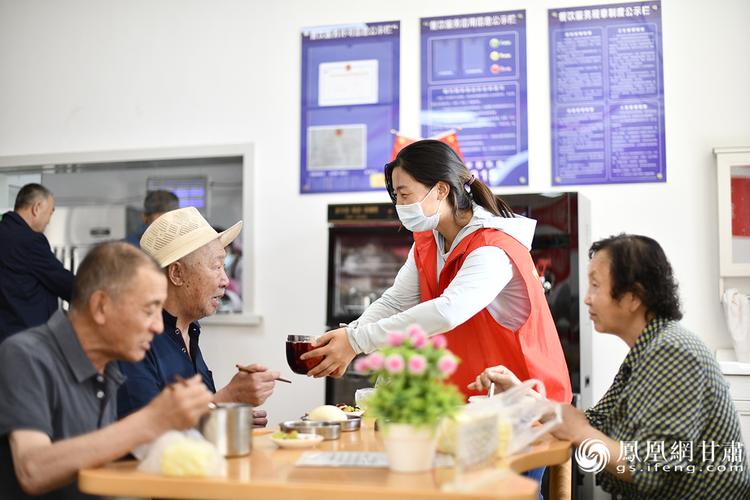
[0, 241, 212, 500]
[124, 190, 179, 247]
[117, 207, 275, 426]
[0, 184, 74, 341]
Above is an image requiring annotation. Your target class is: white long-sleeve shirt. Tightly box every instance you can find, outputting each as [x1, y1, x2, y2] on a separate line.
[346, 204, 536, 354]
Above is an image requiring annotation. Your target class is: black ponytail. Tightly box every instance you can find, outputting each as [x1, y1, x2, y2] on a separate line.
[385, 139, 513, 220]
[466, 176, 513, 218]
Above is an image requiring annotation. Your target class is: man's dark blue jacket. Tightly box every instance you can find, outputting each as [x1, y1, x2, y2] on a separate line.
[0, 211, 74, 342]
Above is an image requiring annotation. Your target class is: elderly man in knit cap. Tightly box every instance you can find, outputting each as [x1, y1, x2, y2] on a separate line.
[117, 207, 277, 426]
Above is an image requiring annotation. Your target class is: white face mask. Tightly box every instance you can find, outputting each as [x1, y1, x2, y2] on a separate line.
[395, 185, 443, 232]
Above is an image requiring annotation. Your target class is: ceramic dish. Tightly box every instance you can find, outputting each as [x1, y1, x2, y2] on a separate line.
[336, 404, 365, 418]
[341, 409, 365, 417]
[271, 433, 324, 449]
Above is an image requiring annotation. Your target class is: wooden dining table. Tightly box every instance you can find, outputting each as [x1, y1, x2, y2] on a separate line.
[78, 423, 571, 500]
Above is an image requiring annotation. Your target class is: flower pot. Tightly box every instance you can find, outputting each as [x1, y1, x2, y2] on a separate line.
[382, 423, 437, 473]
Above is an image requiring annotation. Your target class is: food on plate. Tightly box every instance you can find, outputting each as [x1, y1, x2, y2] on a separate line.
[308, 405, 348, 422]
[271, 431, 324, 449]
[335, 404, 362, 414]
[271, 430, 299, 440]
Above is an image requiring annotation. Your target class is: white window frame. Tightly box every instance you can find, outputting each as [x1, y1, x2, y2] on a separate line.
[0, 143, 260, 326]
[715, 146, 750, 297]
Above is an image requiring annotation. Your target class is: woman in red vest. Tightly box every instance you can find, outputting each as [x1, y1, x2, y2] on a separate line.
[303, 139, 572, 403]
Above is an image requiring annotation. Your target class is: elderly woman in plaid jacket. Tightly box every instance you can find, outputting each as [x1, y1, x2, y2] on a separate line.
[471, 234, 750, 499]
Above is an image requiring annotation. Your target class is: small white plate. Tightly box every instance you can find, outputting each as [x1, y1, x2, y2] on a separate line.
[271, 433, 324, 449]
[342, 410, 365, 417]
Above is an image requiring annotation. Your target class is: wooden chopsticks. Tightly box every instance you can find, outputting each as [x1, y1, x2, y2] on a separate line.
[235, 364, 292, 384]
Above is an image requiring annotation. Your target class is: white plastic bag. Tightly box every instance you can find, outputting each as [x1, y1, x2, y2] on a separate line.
[466, 379, 562, 456]
[135, 429, 226, 477]
[722, 288, 750, 362]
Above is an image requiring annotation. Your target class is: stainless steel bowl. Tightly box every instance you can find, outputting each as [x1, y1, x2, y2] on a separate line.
[199, 403, 253, 457]
[339, 415, 362, 432]
[280, 420, 341, 440]
[300, 414, 361, 432]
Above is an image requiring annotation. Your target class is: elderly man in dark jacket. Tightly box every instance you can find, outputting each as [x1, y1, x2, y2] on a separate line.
[0, 183, 73, 342]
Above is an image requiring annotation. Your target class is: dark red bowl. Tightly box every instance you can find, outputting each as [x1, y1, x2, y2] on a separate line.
[286, 335, 323, 375]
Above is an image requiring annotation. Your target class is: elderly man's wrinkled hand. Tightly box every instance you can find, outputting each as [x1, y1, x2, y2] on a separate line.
[149, 374, 213, 432]
[252, 409, 268, 428]
[226, 364, 278, 406]
[300, 328, 355, 378]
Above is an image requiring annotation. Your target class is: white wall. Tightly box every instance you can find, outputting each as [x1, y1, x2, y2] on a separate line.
[1, 0, 749, 425]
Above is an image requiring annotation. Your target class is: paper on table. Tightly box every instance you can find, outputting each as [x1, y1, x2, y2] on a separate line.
[296, 451, 454, 468]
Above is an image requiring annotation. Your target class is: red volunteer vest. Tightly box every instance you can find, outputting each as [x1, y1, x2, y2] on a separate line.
[413, 228, 572, 403]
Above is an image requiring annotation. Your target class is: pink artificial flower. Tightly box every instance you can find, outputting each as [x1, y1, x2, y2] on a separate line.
[407, 354, 427, 375]
[409, 327, 428, 349]
[406, 324, 425, 337]
[366, 352, 384, 371]
[384, 354, 405, 374]
[437, 354, 458, 376]
[353, 357, 369, 374]
[430, 335, 447, 349]
[387, 330, 406, 347]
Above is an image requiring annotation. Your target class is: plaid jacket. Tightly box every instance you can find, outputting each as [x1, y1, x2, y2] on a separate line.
[585, 319, 750, 499]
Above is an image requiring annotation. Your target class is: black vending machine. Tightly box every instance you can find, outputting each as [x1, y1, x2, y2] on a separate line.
[324, 203, 413, 405]
[499, 192, 582, 397]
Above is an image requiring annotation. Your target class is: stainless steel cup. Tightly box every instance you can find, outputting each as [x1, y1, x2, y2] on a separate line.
[199, 403, 253, 457]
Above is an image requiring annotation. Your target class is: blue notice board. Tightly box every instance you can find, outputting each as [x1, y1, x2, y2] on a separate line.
[421, 11, 528, 186]
[300, 22, 400, 194]
[549, 2, 666, 185]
